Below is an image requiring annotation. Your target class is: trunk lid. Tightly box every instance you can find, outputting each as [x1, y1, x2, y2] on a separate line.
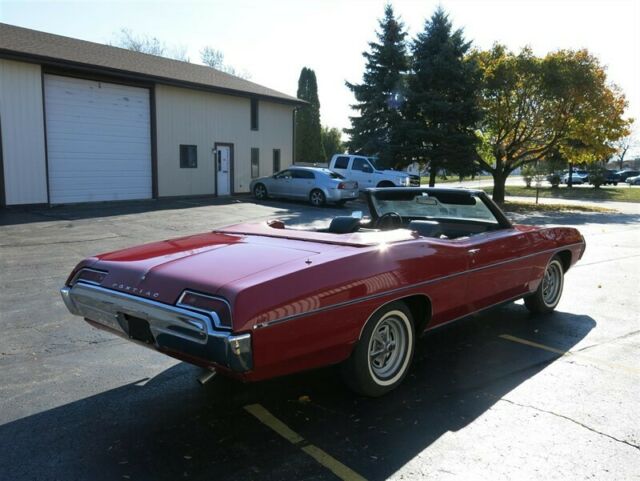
[90, 232, 325, 304]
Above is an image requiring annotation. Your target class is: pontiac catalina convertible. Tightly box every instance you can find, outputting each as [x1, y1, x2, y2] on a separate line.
[61, 188, 585, 396]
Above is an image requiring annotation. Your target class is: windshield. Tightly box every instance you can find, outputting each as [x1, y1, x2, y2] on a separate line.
[368, 157, 380, 170]
[371, 191, 498, 224]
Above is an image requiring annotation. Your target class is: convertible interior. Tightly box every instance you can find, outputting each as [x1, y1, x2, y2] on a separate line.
[317, 188, 510, 240]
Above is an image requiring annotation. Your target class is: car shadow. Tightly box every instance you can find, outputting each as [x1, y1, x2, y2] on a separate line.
[0, 305, 595, 481]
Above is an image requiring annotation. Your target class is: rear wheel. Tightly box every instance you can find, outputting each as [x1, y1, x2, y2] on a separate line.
[525, 256, 564, 314]
[341, 302, 415, 397]
[309, 189, 326, 207]
[253, 183, 267, 200]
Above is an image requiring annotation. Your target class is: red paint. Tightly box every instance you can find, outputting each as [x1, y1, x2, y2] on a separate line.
[67, 221, 585, 382]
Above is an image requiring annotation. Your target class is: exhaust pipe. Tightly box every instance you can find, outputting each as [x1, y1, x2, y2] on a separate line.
[197, 368, 217, 385]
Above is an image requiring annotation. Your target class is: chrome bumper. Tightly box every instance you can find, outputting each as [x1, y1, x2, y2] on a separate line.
[60, 283, 252, 372]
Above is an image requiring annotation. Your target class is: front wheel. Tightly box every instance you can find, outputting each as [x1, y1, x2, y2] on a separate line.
[309, 189, 326, 207]
[525, 256, 564, 314]
[341, 302, 415, 397]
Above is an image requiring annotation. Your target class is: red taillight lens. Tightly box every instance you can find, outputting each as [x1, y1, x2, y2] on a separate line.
[71, 268, 107, 286]
[178, 291, 232, 328]
[337, 182, 345, 189]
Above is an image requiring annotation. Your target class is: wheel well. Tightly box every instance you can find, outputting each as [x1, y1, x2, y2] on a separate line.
[359, 294, 432, 340]
[402, 294, 432, 334]
[555, 250, 572, 272]
[377, 181, 394, 188]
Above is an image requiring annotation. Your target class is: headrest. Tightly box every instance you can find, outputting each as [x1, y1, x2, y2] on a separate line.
[328, 216, 361, 234]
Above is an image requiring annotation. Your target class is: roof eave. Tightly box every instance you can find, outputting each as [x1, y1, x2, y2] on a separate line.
[0, 48, 307, 106]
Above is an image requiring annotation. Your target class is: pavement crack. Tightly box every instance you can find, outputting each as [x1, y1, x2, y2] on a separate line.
[574, 329, 640, 353]
[498, 397, 640, 451]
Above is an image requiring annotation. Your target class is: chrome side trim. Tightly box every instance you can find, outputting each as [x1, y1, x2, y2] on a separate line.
[253, 243, 583, 330]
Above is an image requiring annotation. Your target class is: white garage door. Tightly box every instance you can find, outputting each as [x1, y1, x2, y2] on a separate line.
[44, 74, 152, 203]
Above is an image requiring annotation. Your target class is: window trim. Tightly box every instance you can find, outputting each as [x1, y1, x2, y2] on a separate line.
[251, 147, 260, 178]
[179, 144, 198, 169]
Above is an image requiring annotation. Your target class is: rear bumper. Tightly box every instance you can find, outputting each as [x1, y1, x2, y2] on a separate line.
[326, 188, 359, 201]
[60, 283, 252, 372]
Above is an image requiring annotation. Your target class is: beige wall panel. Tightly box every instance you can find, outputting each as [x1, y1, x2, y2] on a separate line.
[0, 59, 48, 204]
[155, 84, 293, 196]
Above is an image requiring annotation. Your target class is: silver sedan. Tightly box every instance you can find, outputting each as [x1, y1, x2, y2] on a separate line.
[250, 166, 359, 206]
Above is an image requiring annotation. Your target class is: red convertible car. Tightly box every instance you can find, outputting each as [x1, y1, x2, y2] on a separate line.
[61, 188, 585, 396]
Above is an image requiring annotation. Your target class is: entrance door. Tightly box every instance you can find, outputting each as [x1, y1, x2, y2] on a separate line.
[216, 145, 231, 196]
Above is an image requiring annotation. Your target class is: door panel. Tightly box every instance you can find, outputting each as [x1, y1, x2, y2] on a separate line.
[462, 229, 532, 311]
[291, 170, 315, 198]
[216, 146, 231, 196]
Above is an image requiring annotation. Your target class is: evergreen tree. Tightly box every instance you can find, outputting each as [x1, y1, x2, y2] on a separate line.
[295, 67, 325, 162]
[345, 4, 409, 167]
[403, 7, 481, 186]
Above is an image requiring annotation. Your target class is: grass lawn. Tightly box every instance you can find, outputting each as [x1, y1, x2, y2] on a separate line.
[482, 185, 640, 203]
[502, 201, 614, 214]
[421, 174, 492, 184]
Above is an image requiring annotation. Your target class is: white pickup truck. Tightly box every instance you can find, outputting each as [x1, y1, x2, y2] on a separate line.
[329, 154, 420, 190]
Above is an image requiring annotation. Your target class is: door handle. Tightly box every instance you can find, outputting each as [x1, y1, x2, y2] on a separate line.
[468, 248, 480, 255]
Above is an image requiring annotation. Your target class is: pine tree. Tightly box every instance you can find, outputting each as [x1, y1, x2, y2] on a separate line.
[295, 67, 325, 163]
[345, 4, 409, 167]
[403, 7, 481, 185]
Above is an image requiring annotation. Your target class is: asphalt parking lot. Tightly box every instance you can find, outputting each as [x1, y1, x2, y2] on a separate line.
[1, 196, 639, 480]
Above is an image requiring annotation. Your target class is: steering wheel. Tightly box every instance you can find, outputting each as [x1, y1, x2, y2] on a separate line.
[375, 211, 403, 230]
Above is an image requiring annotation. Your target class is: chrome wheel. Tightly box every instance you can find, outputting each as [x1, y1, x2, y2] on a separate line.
[542, 260, 563, 307]
[310, 190, 325, 207]
[254, 184, 267, 200]
[367, 311, 411, 385]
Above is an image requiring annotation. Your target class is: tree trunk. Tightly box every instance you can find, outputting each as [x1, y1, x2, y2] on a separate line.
[492, 171, 507, 204]
[429, 164, 437, 187]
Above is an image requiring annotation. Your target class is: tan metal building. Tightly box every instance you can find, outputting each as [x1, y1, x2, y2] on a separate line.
[0, 23, 302, 206]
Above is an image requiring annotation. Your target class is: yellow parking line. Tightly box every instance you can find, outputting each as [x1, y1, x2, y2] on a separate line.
[244, 404, 367, 481]
[499, 334, 639, 375]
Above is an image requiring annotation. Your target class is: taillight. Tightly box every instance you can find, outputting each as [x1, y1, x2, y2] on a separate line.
[70, 268, 107, 286]
[338, 182, 346, 189]
[177, 290, 232, 329]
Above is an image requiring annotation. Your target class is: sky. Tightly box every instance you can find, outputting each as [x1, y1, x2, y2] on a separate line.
[1, 0, 639, 153]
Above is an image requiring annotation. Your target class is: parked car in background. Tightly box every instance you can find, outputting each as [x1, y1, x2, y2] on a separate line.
[619, 170, 640, 183]
[625, 175, 640, 185]
[250, 166, 358, 207]
[601, 169, 620, 186]
[329, 154, 420, 190]
[561, 170, 589, 185]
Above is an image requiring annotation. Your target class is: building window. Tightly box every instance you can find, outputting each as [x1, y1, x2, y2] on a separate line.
[251, 148, 260, 178]
[180, 145, 197, 168]
[273, 149, 281, 173]
[250, 98, 259, 131]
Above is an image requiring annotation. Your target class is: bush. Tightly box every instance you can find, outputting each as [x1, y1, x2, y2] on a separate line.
[587, 164, 607, 189]
[522, 164, 535, 188]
